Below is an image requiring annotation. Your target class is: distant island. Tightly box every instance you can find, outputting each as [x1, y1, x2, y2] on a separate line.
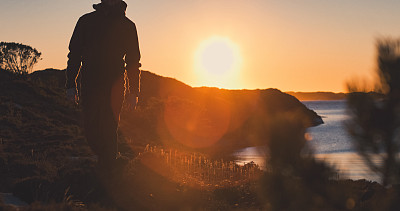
[286, 91, 347, 101]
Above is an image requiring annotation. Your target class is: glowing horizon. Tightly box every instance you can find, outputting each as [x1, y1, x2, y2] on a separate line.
[2, 0, 400, 92]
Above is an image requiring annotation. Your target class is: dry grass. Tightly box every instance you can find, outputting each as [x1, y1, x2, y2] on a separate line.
[135, 145, 263, 190]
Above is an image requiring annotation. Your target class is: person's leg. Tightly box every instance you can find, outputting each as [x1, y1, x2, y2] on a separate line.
[82, 77, 125, 169]
[82, 93, 117, 167]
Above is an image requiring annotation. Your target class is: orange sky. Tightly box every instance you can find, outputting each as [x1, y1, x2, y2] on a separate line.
[2, 0, 400, 92]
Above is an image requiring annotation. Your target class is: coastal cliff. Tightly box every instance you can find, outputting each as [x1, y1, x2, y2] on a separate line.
[3, 69, 394, 211]
[121, 70, 323, 155]
[1, 69, 323, 156]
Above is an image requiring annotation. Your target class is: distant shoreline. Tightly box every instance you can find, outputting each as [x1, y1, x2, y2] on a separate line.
[286, 91, 347, 101]
[287, 91, 385, 101]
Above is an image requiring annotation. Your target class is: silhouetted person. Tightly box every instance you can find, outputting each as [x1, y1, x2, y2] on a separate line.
[65, 0, 141, 171]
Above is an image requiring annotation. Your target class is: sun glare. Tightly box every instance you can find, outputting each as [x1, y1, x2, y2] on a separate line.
[194, 36, 242, 89]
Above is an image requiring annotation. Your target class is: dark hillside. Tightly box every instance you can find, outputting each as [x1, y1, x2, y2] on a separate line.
[0, 69, 87, 156]
[122, 71, 323, 155]
[0, 69, 397, 210]
[4, 69, 322, 157]
[0, 69, 91, 202]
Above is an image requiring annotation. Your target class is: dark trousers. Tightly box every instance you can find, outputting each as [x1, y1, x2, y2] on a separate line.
[80, 75, 124, 167]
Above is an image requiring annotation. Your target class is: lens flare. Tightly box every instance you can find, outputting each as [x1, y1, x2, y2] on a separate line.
[164, 96, 231, 149]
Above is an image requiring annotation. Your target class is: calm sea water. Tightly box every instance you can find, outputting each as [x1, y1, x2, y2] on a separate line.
[235, 100, 382, 182]
[304, 100, 352, 154]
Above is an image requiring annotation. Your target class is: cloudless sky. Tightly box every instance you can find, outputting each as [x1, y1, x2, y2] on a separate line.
[2, 0, 400, 92]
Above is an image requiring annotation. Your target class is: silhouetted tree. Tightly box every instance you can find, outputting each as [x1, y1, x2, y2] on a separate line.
[0, 42, 41, 74]
[347, 38, 400, 186]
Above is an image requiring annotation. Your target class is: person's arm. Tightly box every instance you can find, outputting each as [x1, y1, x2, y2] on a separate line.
[66, 17, 84, 92]
[125, 22, 141, 100]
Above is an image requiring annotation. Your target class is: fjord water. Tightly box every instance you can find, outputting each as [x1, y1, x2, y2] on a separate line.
[235, 100, 381, 182]
[305, 100, 380, 182]
[305, 100, 351, 154]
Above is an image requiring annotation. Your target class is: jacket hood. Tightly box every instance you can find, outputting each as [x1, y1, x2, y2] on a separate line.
[93, 1, 127, 17]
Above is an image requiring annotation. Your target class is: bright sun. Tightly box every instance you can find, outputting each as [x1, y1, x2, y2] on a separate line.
[194, 36, 242, 89]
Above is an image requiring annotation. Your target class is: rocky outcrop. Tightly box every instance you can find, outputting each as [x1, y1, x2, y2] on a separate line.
[121, 70, 324, 155]
[1, 69, 323, 156]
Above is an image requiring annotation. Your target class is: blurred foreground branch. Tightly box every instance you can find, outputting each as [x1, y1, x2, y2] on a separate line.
[347, 38, 400, 186]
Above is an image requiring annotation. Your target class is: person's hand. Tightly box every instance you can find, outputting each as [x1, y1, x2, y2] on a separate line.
[66, 88, 78, 104]
[125, 93, 138, 110]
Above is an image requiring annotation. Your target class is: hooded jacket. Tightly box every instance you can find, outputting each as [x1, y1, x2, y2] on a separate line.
[66, 1, 140, 94]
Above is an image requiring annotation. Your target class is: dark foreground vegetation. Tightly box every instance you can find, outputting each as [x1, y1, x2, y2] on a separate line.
[1, 69, 400, 210]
